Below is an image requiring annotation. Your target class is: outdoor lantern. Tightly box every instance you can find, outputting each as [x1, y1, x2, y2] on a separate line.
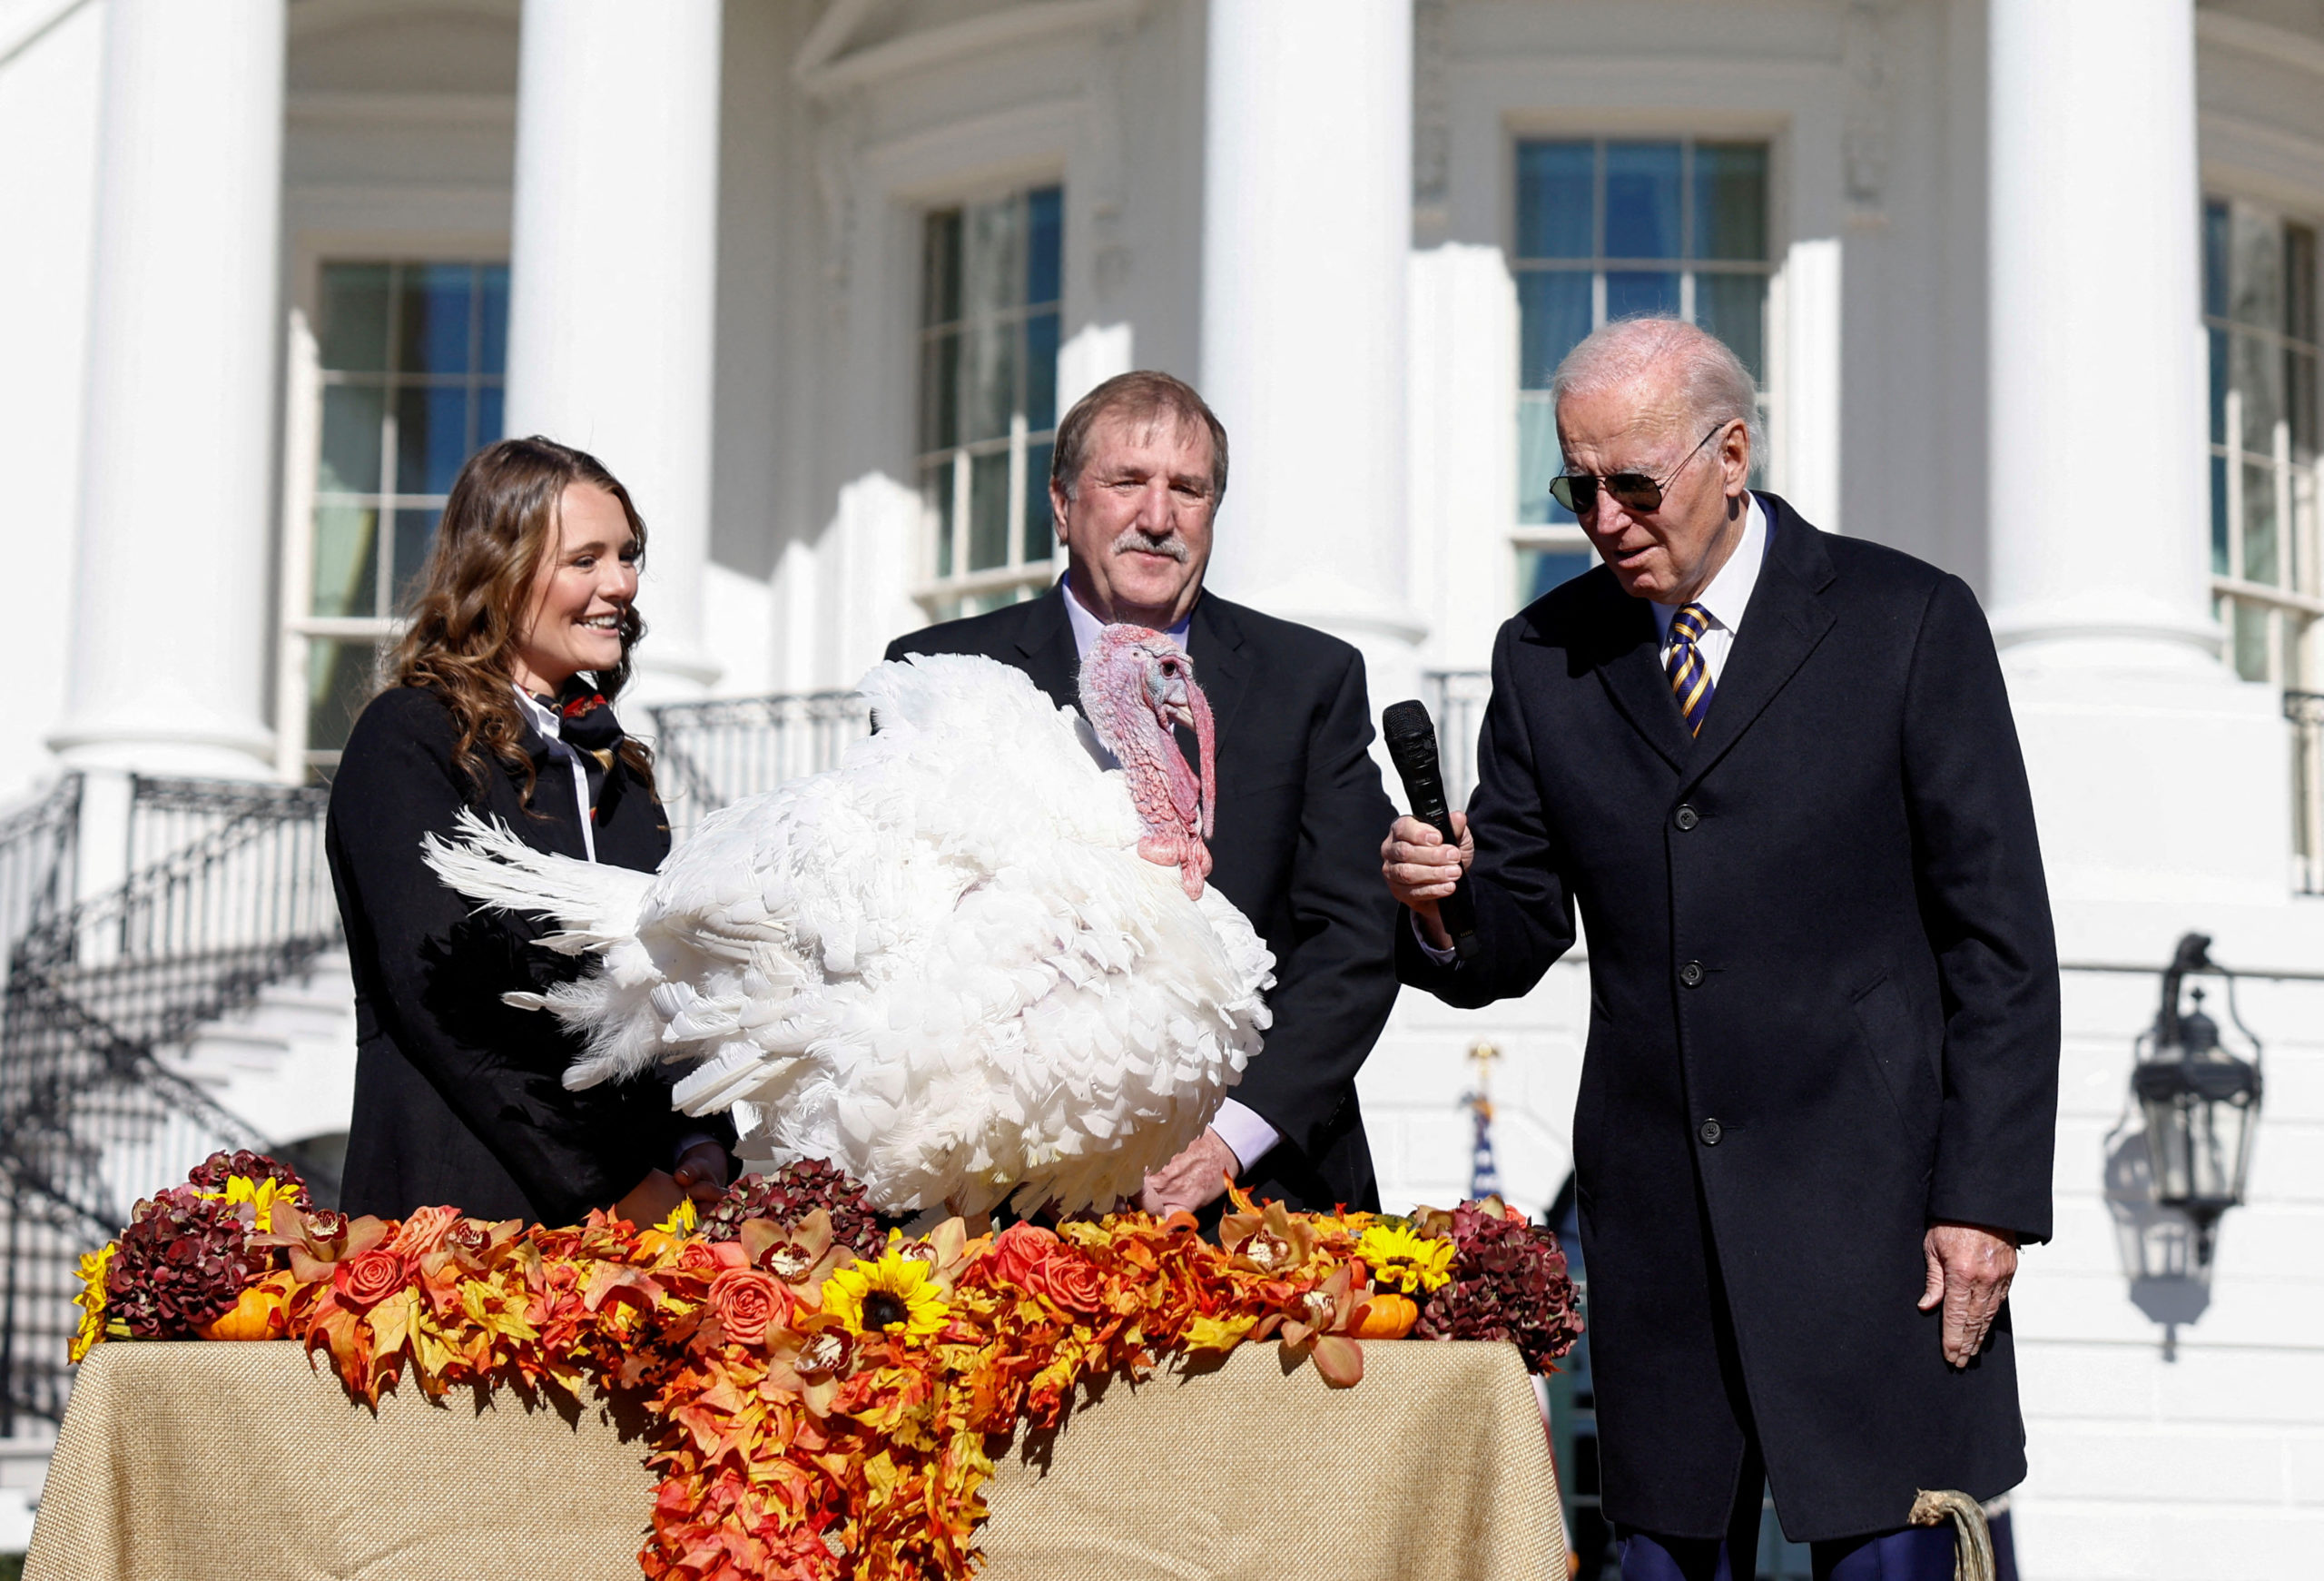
[2131, 934, 2264, 1264]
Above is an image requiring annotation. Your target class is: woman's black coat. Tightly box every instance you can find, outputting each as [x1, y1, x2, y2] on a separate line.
[327, 684, 687, 1225]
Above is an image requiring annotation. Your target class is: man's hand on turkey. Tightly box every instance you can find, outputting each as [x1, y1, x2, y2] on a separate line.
[1382, 810, 1472, 949]
[672, 1141, 730, 1207]
[1139, 1127, 1242, 1216]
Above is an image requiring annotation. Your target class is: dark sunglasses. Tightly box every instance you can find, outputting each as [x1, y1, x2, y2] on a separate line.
[1549, 421, 1729, 516]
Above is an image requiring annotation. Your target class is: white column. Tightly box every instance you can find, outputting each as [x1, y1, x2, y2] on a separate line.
[1198, 0, 1426, 714]
[46, 0, 285, 778]
[1775, 237, 1844, 534]
[1986, 0, 2213, 670]
[1985, 0, 2288, 909]
[505, 0, 724, 700]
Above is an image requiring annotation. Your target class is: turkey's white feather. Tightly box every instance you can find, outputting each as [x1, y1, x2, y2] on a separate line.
[424, 653, 1274, 1215]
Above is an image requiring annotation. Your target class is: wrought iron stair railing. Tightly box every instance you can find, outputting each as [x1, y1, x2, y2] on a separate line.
[645, 690, 869, 837]
[0, 775, 344, 1429]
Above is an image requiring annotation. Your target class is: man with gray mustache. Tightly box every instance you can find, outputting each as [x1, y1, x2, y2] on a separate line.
[886, 370, 1402, 1219]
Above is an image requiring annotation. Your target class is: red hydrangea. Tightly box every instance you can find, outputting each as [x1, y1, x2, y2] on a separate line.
[103, 1186, 275, 1339]
[1413, 1202, 1584, 1374]
[184, 1149, 308, 1199]
[698, 1160, 884, 1260]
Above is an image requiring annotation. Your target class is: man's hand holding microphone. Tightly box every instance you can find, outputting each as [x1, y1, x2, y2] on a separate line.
[1377, 700, 1478, 955]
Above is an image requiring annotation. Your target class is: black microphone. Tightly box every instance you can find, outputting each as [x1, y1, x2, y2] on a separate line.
[1381, 699, 1478, 961]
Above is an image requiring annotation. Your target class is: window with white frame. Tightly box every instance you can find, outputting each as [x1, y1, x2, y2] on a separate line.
[2206, 197, 2319, 688]
[1511, 139, 1772, 608]
[283, 261, 509, 775]
[915, 185, 1064, 622]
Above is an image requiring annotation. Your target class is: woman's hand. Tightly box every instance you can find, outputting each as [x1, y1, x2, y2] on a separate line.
[614, 1168, 688, 1230]
[673, 1141, 732, 1207]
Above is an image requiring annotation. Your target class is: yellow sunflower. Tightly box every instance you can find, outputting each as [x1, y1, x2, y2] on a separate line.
[822, 1248, 950, 1340]
[1356, 1223, 1457, 1295]
[69, 1242, 115, 1364]
[207, 1174, 300, 1233]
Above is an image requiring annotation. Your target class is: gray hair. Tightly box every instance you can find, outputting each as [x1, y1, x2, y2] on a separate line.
[1549, 316, 1763, 460]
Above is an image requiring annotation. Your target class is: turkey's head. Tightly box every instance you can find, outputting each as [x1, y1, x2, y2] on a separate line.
[1079, 624, 1216, 899]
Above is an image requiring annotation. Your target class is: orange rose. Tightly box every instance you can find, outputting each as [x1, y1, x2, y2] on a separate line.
[1024, 1248, 1107, 1316]
[677, 1241, 722, 1275]
[331, 1246, 406, 1309]
[982, 1223, 1059, 1290]
[389, 1204, 460, 1258]
[708, 1268, 789, 1348]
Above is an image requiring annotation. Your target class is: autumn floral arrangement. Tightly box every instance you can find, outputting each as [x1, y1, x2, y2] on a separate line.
[71, 1150, 1581, 1581]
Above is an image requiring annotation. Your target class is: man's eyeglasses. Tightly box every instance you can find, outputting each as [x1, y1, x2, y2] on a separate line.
[1549, 421, 1730, 517]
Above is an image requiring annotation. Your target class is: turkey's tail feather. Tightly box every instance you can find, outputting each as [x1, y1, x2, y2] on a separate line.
[421, 808, 669, 1089]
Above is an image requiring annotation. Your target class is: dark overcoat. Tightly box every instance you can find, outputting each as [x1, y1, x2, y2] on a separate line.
[1398, 495, 2061, 1543]
[888, 586, 1402, 1212]
[327, 684, 694, 1225]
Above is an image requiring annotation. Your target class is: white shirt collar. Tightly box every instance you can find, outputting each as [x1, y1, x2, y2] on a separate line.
[1650, 493, 1768, 641]
[512, 683, 566, 747]
[1060, 573, 1194, 659]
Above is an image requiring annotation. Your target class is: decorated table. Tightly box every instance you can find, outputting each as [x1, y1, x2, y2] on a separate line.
[25, 1153, 1576, 1581]
[25, 1337, 1560, 1581]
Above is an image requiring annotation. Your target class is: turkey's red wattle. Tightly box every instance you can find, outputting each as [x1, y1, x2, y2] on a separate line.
[1079, 625, 1215, 899]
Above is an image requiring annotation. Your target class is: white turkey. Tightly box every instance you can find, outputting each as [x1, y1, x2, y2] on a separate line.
[421, 625, 1275, 1216]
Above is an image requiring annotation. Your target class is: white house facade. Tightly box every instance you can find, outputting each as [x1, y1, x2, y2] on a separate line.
[1, 1, 2320, 1575]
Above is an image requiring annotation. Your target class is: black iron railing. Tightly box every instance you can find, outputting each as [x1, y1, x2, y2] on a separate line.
[0, 775, 342, 1428]
[645, 691, 869, 837]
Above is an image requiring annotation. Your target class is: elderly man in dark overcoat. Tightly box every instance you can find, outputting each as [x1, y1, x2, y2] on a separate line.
[1384, 317, 2060, 1579]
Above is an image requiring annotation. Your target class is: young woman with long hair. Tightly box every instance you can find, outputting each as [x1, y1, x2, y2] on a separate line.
[324, 436, 728, 1228]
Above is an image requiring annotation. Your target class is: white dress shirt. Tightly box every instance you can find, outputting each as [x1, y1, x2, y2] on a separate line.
[1413, 495, 1770, 964]
[513, 684, 597, 865]
[1058, 577, 1279, 1173]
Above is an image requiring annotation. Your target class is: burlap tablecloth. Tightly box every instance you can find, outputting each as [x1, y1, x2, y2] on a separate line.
[24, 1339, 1561, 1581]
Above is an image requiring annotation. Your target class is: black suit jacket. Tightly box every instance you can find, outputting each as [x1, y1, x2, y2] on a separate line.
[1399, 495, 2060, 1544]
[886, 587, 1402, 1211]
[327, 685, 697, 1225]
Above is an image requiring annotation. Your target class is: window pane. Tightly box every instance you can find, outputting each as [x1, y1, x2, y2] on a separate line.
[396, 383, 470, 497]
[2287, 223, 2316, 345]
[1026, 311, 1060, 433]
[966, 196, 1028, 318]
[478, 384, 505, 448]
[319, 385, 384, 495]
[1695, 273, 1767, 384]
[1692, 144, 1768, 262]
[2204, 201, 2230, 321]
[1517, 548, 1594, 605]
[2235, 329, 2283, 455]
[1607, 270, 1680, 321]
[2230, 206, 2283, 332]
[479, 266, 510, 373]
[1517, 393, 1572, 527]
[923, 210, 963, 327]
[306, 637, 381, 756]
[2209, 327, 2230, 447]
[921, 331, 960, 453]
[398, 263, 473, 375]
[2291, 349, 2318, 460]
[1515, 142, 1594, 260]
[2233, 602, 2270, 683]
[1027, 185, 1063, 306]
[2211, 455, 2230, 575]
[391, 507, 438, 611]
[924, 460, 957, 578]
[960, 320, 1019, 444]
[319, 264, 390, 371]
[1023, 439, 1055, 566]
[1518, 272, 1592, 389]
[2244, 459, 2280, 585]
[968, 450, 1012, 571]
[311, 505, 379, 618]
[1604, 143, 1681, 259]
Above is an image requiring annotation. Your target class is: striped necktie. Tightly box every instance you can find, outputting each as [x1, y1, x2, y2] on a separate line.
[1665, 601, 1716, 736]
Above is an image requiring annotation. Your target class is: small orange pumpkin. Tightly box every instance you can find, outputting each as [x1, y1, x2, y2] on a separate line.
[198, 1276, 292, 1342]
[1351, 1291, 1418, 1339]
